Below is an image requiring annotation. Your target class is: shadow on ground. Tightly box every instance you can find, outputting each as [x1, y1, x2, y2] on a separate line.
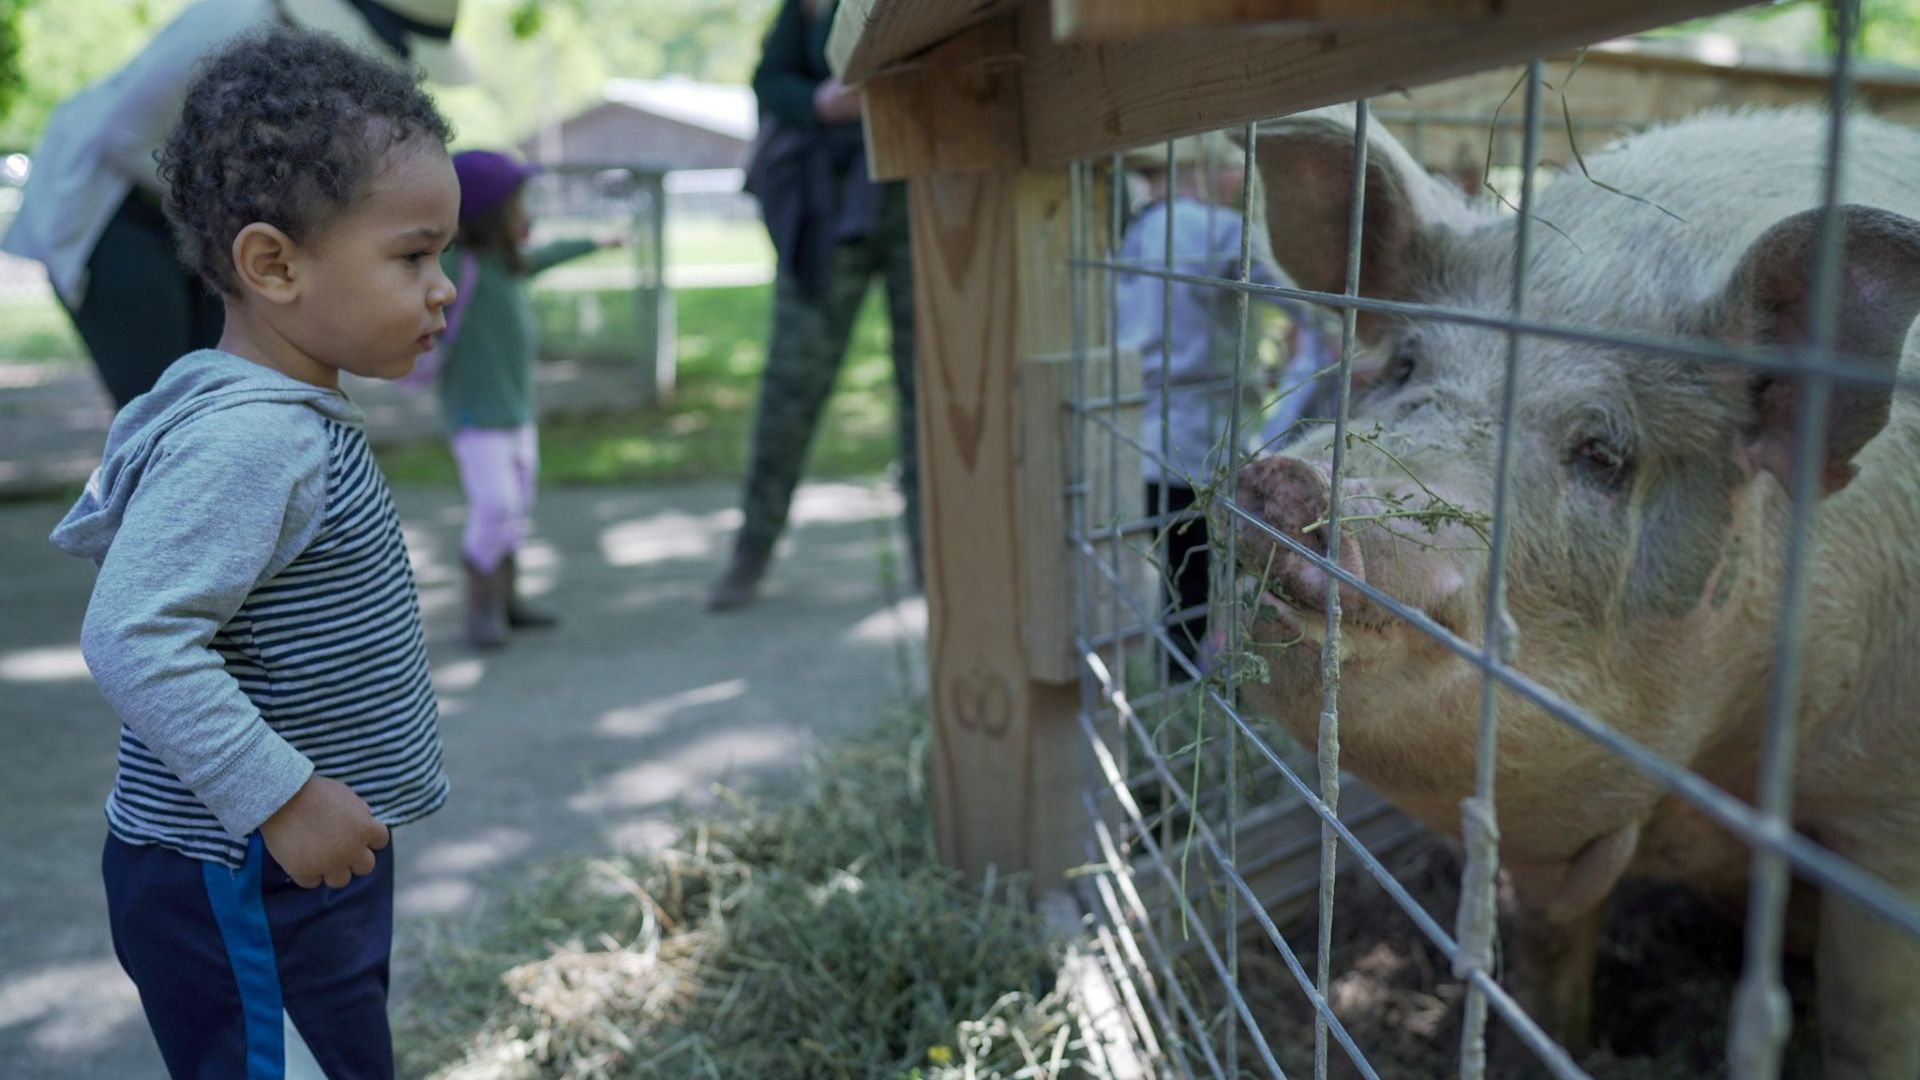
[0, 478, 924, 1078]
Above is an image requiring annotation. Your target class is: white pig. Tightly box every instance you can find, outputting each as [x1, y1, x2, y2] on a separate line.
[1232, 106, 1920, 1078]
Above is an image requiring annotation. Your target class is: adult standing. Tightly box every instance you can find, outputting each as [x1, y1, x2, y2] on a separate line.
[707, 0, 920, 611]
[1, 0, 472, 408]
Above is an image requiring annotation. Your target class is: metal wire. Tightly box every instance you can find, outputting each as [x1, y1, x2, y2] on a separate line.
[1067, 258, 1920, 395]
[1072, 527, 1594, 1076]
[1213, 487, 1920, 941]
[1456, 60, 1546, 1080]
[1222, 122, 1258, 1080]
[1061, 16, 1914, 1076]
[1307, 96, 1370, 1080]
[1080, 703, 1378, 1079]
[1730, 5, 1859, 1077]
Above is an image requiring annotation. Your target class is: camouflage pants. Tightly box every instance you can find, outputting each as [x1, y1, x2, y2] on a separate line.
[734, 185, 919, 572]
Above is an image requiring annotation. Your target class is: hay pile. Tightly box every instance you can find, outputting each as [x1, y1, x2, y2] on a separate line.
[397, 708, 1097, 1079]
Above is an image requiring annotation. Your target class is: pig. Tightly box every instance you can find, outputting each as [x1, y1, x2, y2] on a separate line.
[1231, 105, 1920, 1078]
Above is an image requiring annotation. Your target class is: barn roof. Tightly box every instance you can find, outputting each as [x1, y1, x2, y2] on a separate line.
[599, 78, 757, 142]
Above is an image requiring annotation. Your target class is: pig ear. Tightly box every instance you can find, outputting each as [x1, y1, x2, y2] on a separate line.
[1247, 105, 1486, 338]
[1713, 205, 1920, 495]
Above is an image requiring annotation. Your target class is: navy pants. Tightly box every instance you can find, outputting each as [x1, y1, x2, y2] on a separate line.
[102, 833, 395, 1079]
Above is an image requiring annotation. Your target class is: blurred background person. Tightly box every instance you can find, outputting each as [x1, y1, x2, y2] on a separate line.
[707, 0, 919, 612]
[1116, 132, 1335, 678]
[410, 149, 620, 649]
[1, 0, 472, 409]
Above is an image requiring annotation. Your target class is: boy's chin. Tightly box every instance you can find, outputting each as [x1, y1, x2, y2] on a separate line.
[355, 354, 418, 382]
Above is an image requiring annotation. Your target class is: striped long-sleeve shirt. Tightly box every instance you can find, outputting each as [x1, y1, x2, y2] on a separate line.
[53, 351, 447, 868]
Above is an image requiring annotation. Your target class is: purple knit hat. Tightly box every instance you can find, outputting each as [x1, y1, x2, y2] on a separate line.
[452, 150, 539, 222]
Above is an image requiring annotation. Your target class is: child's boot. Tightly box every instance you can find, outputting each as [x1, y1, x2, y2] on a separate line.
[502, 554, 558, 629]
[465, 559, 508, 648]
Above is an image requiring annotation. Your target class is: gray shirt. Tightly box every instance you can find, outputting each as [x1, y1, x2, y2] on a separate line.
[52, 351, 446, 866]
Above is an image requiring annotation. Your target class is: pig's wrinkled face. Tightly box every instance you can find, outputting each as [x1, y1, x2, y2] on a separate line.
[1233, 266, 1772, 859]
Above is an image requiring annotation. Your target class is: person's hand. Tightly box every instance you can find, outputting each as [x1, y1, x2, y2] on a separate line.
[259, 774, 389, 888]
[812, 77, 862, 125]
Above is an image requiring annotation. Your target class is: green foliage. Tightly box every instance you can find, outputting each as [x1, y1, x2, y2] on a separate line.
[0, 0, 778, 151]
[0, 0, 25, 121]
[1652, 0, 1920, 67]
[0, 0, 181, 149]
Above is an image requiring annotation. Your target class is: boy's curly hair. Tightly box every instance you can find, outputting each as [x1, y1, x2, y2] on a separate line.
[159, 26, 453, 296]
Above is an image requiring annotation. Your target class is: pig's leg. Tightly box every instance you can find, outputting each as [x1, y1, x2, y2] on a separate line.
[1505, 898, 1607, 1053]
[1500, 823, 1641, 1056]
[1817, 887, 1920, 1079]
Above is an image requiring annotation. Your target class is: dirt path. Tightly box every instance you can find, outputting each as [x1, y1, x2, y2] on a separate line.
[0, 479, 924, 1078]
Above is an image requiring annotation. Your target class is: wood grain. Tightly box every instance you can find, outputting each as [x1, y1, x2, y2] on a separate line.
[828, 0, 1023, 82]
[1016, 0, 1755, 168]
[862, 17, 1024, 182]
[1053, 0, 1498, 42]
[913, 168, 1089, 889]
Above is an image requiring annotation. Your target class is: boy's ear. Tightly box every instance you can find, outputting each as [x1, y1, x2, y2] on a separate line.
[230, 223, 301, 304]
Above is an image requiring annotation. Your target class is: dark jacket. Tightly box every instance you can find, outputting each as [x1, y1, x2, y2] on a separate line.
[746, 0, 884, 296]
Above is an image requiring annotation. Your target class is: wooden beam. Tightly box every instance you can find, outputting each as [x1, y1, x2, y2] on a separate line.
[1015, 0, 1754, 170]
[828, 0, 1024, 83]
[1053, 0, 1498, 42]
[1017, 348, 1139, 684]
[861, 16, 1024, 182]
[915, 168, 1093, 890]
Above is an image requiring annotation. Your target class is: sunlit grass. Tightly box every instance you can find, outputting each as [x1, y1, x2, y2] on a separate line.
[376, 283, 904, 487]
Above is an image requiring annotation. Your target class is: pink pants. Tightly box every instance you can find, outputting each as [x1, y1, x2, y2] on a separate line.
[452, 424, 538, 572]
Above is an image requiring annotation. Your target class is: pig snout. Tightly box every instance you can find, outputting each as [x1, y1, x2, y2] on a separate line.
[1231, 455, 1366, 611]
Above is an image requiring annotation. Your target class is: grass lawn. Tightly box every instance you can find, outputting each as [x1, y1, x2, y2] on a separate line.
[0, 216, 771, 368]
[375, 283, 904, 487]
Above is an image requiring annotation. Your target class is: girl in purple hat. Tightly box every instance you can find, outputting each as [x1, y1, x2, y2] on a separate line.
[427, 149, 619, 648]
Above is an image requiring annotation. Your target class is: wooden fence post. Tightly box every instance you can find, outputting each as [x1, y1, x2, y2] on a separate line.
[908, 167, 1101, 892]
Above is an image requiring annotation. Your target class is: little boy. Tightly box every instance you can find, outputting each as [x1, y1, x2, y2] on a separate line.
[50, 27, 460, 1077]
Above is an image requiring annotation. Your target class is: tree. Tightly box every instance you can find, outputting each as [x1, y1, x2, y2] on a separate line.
[0, 0, 779, 151]
[0, 0, 181, 149]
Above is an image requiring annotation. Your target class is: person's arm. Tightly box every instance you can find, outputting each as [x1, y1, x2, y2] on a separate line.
[96, 3, 259, 192]
[525, 238, 603, 276]
[80, 407, 326, 838]
[752, 0, 824, 130]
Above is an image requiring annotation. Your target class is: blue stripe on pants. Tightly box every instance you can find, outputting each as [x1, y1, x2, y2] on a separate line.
[103, 832, 397, 1079]
[201, 834, 286, 1078]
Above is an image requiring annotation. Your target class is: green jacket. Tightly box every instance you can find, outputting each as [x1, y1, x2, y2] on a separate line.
[436, 239, 597, 430]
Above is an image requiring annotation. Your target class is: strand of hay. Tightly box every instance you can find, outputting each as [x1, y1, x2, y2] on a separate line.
[396, 706, 1102, 1079]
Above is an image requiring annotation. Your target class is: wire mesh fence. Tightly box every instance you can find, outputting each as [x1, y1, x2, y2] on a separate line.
[1061, 3, 1920, 1076]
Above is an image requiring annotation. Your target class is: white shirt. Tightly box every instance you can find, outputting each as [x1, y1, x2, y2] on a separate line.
[1115, 196, 1331, 484]
[1, 0, 278, 307]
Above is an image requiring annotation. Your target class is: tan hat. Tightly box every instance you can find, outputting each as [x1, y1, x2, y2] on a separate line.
[1120, 131, 1241, 172]
[281, 0, 475, 85]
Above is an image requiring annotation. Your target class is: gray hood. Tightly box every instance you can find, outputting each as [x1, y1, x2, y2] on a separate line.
[51, 350, 362, 563]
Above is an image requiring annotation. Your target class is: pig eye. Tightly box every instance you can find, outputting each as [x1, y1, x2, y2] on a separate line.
[1571, 438, 1632, 490]
[1380, 344, 1417, 392]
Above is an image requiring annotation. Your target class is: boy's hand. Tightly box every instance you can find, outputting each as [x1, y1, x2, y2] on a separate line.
[260, 775, 390, 888]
